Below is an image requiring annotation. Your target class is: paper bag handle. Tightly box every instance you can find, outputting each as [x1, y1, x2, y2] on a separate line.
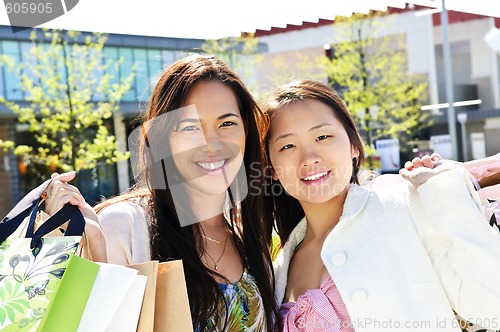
[0, 179, 52, 243]
[28, 203, 86, 248]
[0, 179, 85, 247]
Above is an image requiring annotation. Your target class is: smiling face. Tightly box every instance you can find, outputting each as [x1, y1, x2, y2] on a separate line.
[168, 80, 246, 196]
[268, 99, 359, 205]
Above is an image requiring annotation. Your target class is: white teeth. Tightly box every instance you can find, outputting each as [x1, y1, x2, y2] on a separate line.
[303, 172, 328, 181]
[197, 160, 225, 170]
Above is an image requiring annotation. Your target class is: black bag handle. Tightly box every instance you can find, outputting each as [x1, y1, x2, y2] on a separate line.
[0, 179, 86, 247]
[29, 203, 86, 249]
[0, 179, 51, 243]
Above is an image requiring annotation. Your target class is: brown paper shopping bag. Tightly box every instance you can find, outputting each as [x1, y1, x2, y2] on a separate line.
[130, 260, 193, 332]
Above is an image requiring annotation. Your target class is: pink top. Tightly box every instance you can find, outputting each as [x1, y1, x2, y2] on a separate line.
[280, 275, 355, 332]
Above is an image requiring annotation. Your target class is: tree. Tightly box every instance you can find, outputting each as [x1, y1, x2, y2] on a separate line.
[0, 28, 133, 180]
[202, 33, 262, 95]
[266, 52, 324, 90]
[320, 11, 430, 168]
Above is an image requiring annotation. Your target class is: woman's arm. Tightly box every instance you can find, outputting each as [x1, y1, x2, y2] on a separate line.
[44, 171, 107, 262]
[410, 167, 500, 329]
[97, 200, 151, 265]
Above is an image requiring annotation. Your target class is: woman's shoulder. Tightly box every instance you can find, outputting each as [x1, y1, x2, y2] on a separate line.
[96, 193, 150, 226]
[99, 199, 146, 215]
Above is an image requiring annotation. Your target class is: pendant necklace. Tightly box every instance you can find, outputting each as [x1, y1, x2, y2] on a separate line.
[203, 232, 229, 271]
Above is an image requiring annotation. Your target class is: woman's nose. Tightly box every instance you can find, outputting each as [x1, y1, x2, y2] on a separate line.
[200, 130, 223, 154]
[300, 147, 321, 167]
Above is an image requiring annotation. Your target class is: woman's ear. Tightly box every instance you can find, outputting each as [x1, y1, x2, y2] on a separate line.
[271, 168, 279, 181]
[351, 146, 360, 159]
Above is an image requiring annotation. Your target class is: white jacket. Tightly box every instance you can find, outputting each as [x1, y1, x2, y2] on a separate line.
[274, 168, 500, 331]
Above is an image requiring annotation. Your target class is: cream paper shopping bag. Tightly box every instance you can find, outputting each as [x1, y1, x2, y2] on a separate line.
[131, 260, 193, 332]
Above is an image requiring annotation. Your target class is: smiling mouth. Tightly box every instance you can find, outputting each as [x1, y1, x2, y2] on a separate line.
[196, 160, 226, 171]
[302, 171, 330, 181]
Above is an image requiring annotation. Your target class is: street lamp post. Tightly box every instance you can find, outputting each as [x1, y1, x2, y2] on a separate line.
[457, 112, 468, 161]
[440, 0, 459, 160]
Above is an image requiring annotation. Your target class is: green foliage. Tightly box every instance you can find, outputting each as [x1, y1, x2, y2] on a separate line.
[0, 28, 133, 175]
[266, 52, 324, 91]
[202, 33, 262, 95]
[319, 11, 431, 167]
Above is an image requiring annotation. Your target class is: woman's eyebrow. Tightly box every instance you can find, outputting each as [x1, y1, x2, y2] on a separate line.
[273, 123, 332, 143]
[217, 112, 240, 120]
[178, 113, 240, 124]
[309, 123, 331, 131]
[178, 118, 200, 124]
[274, 132, 294, 143]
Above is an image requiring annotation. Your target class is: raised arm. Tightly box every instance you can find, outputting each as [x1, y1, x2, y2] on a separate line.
[44, 171, 107, 262]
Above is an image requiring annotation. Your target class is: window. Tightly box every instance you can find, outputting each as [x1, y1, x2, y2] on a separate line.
[103, 47, 120, 101]
[133, 48, 148, 101]
[148, 49, 162, 88]
[162, 50, 185, 67]
[2, 41, 23, 100]
[119, 48, 135, 101]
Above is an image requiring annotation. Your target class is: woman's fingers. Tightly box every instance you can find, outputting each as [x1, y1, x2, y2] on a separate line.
[45, 171, 86, 215]
[405, 153, 444, 171]
[421, 155, 434, 168]
[51, 171, 76, 182]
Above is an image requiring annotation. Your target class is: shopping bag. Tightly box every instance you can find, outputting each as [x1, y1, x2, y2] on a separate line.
[77, 262, 147, 332]
[129, 261, 159, 332]
[130, 260, 193, 332]
[105, 272, 147, 332]
[0, 180, 88, 331]
[38, 255, 99, 331]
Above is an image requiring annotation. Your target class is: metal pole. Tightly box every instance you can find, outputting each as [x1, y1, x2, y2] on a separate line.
[457, 113, 468, 161]
[460, 122, 468, 161]
[441, 0, 458, 160]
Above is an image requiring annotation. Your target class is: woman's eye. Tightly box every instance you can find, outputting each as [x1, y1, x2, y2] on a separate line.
[221, 121, 236, 127]
[316, 135, 330, 141]
[280, 144, 294, 151]
[181, 125, 199, 132]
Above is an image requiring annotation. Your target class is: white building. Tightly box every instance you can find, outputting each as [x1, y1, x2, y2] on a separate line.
[252, 5, 500, 163]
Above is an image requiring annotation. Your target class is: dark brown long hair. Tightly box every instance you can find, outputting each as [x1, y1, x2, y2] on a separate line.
[96, 54, 277, 331]
[261, 79, 365, 245]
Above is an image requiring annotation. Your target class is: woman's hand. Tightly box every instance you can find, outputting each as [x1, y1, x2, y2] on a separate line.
[403, 153, 442, 171]
[45, 171, 97, 221]
[44, 171, 107, 262]
[400, 153, 456, 188]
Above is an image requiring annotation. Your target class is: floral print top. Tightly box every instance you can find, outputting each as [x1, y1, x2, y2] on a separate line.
[196, 269, 266, 332]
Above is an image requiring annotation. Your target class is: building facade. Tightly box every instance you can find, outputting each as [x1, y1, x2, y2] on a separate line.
[2, 5, 500, 214]
[0, 25, 206, 215]
[252, 5, 500, 167]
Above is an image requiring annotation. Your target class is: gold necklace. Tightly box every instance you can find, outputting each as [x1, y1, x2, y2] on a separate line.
[201, 234, 224, 244]
[204, 233, 229, 271]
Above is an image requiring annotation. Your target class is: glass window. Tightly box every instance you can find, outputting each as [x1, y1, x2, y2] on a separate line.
[119, 48, 135, 101]
[120, 59, 135, 101]
[88, 48, 104, 101]
[161, 50, 185, 68]
[103, 47, 120, 101]
[20, 42, 38, 82]
[2, 40, 19, 54]
[148, 49, 162, 89]
[2, 41, 23, 100]
[0, 44, 4, 99]
[134, 49, 149, 101]
[120, 48, 133, 61]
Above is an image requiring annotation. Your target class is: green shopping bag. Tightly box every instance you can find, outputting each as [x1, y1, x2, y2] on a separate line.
[0, 179, 92, 331]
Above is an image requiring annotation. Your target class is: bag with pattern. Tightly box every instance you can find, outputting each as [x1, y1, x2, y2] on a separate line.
[0, 179, 88, 331]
